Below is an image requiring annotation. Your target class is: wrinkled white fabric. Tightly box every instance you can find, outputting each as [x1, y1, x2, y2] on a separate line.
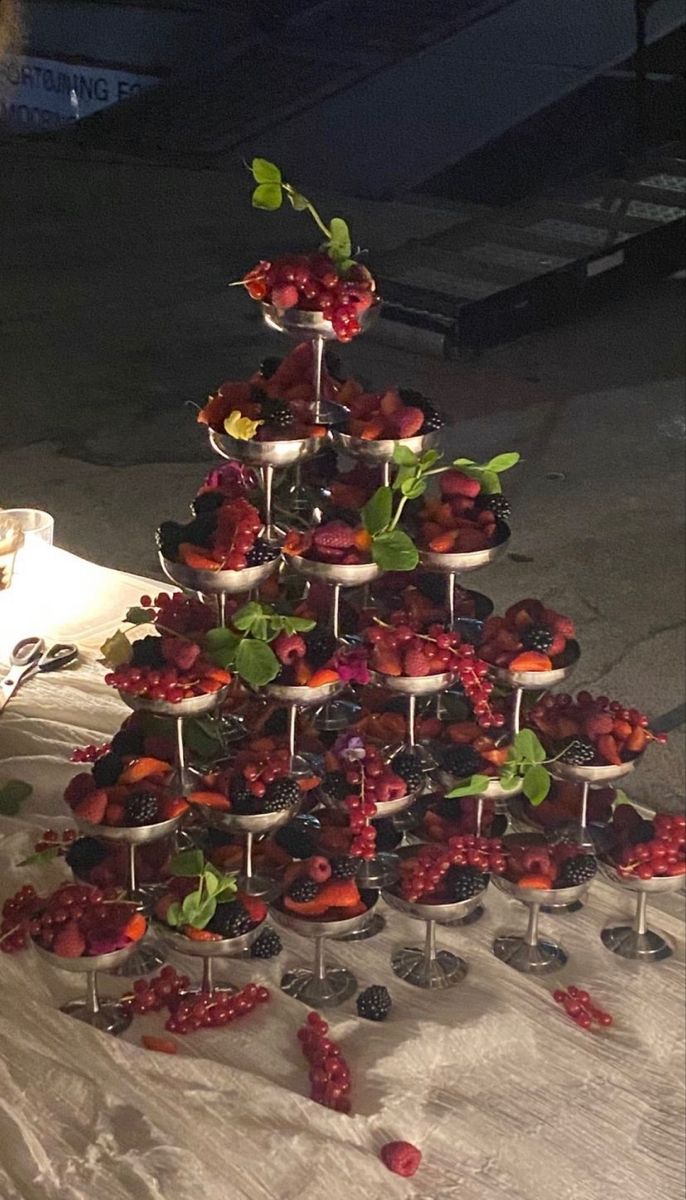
[0, 550, 684, 1200]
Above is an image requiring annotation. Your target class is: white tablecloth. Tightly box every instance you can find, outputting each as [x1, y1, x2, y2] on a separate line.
[0, 550, 684, 1200]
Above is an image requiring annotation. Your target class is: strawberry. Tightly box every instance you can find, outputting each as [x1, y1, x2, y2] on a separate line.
[597, 734, 622, 766]
[440, 469, 481, 498]
[284, 878, 360, 915]
[428, 531, 458, 553]
[454, 527, 491, 552]
[626, 725, 647, 753]
[403, 645, 433, 676]
[379, 388, 402, 415]
[119, 757, 171, 785]
[548, 632, 567, 657]
[388, 406, 425, 438]
[104, 801, 127, 826]
[142, 1036, 178, 1054]
[53, 921, 86, 958]
[584, 713, 614, 737]
[74, 789, 108, 825]
[187, 790, 231, 810]
[360, 418, 385, 439]
[124, 913, 147, 942]
[154, 894, 175, 922]
[542, 608, 575, 638]
[380, 1142, 422, 1178]
[159, 796, 190, 820]
[64, 772, 97, 810]
[183, 926, 222, 941]
[371, 644, 402, 676]
[312, 521, 356, 549]
[236, 892, 267, 923]
[509, 651, 553, 671]
[306, 668, 340, 687]
[612, 719, 633, 742]
[179, 544, 221, 570]
[517, 874, 554, 889]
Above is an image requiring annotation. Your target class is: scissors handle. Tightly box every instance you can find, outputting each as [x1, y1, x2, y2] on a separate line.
[40, 644, 79, 673]
[11, 637, 46, 668]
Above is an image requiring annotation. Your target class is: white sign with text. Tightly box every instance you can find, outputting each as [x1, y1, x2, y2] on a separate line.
[0, 55, 159, 130]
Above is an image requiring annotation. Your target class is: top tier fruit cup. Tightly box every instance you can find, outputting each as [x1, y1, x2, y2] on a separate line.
[236, 158, 379, 425]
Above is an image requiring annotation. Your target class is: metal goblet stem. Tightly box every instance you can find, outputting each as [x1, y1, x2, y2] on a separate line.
[525, 901, 541, 948]
[261, 463, 284, 546]
[60, 968, 130, 1035]
[287, 703, 297, 768]
[407, 694, 417, 748]
[511, 686, 524, 735]
[578, 781, 594, 850]
[331, 584, 341, 641]
[174, 715, 192, 794]
[446, 572, 458, 630]
[312, 335, 325, 424]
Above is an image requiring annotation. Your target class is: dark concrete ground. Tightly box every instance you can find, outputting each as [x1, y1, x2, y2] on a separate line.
[0, 141, 684, 807]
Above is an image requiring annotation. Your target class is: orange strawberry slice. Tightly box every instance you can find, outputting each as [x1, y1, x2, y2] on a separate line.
[353, 528, 373, 552]
[179, 544, 221, 571]
[182, 926, 222, 941]
[187, 790, 231, 810]
[517, 874, 554, 889]
[597, 734, 622, 766]
[306, 668, 340, 688]
[508, 651, 554, 672]
[297, 774, 321, 791]
[284, 878, 360, 916]
[124, 913, 147, 942]
[118, 757, 171, 785]
[294, 659, 313, 685]
[142, 1035, 178, 1054]
[202, 666, 232, 685]
[626, 725, 647, 753]
[160, 796, 190, 820]
[428, 531, 458, 553]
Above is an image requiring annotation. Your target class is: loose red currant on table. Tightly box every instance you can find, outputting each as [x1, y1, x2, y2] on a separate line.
[32, 828, 78, 856]
[552, 986, 613, 1030]
[297, 1012, 352, 1112]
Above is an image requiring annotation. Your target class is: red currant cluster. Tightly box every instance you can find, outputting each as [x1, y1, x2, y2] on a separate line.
[32, 827, 77, 856]
[141, 592, 217, 637]
[242, 254, 375, 342]
[218, 742, 300, 800]
[105, 660, 228, 703]
[1, 885, 41, 953]
[400, 836, 505, 903]
[344, 790, 378, 859]
[166, 983, 270, 1034]
[298, 1011, 352, 1113]
[71, 743, 110, 764]
[615, 812, 686, 880]
[528, 691, 665, 765]
[32, 884, 139, 956]
[123, 965, 192, 1014]
[553, 985, 613, 1031]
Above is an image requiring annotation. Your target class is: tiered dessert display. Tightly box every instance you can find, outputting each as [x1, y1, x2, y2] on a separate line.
[7, 160, 679, 1045]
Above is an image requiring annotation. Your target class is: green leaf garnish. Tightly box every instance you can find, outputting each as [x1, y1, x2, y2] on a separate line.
[125, 606, 153, 626]
[252, 183, 283, 210]
[392, 444, 420, 467]
[99, 630, 132, 668]
[522, 764, 551, 806]
[362, 487, 393, 536]
[325, 216, 352, 263]
[19, 846, 61, 867]
[511, 729, 546, 764]
[235, 639, 280, 688]
[166, 851, 238, 929]
[251, 158, 281, 183]
[169, 848, 204, 877]
[451, 452, 520, 497]
[0, 780, 33, 816]
[372, 529, 418, 572]
[446, 774, 491, 798]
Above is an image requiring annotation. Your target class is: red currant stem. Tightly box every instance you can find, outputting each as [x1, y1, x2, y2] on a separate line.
[0, 922, 24, 944]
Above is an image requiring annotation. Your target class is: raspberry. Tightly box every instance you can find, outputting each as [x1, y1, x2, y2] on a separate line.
[52, 920, 86, 958]
[272, 632, 307, 666]
[64, 773, 96, 810]
[403, 645, 433, 676]
[440, 469, 481, 498]
[380, 1141, 422, 1178]
[73, 790, 108, 825]
[389, 406, 425, 438]
[312, 521, 356, 550]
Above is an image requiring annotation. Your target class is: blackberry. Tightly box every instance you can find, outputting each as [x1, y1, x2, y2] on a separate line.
[634, 819, 656, 845]
[356, 985, 392, 1022]
[126, 791, 160, 826]
[264, 708, 289, 736]
[192, 491, 224, 516]
[184, 512, 217, 548]
[373, 818, 402, 852]
[274, 820, 317, 860]
[261, 398, 294, 430]
[207, 901, 252, 938]
[246, 538, 278, 567]
[92, 753, 124, 788]
[65, 837, 108, 877]
[250, 926, 283, 958]
[561, 739, 596, 766]
[131, 636, 166, 670]
[110, 728, 146, 757]
[260, 355, 283, 379]
[440, 744, 483, 779]
[155, 520, 185, 560]
[478, 493, 511, 520]
[435, 797, 460, 820]
[491, 813, 509, 839]
[557, 854, 597, 887]
[230, 782, 256, 815]
[445, 865, 489, 901]
[330, 855, 360, 881]
[391, 753, 424, 792]
[324, 348, 344, 380]
[399, 389, 444, 433]
[305, 628, 338, 668]
[521, 625, 554, 653]
[322, 770, 350, 801]
[263, 777, 300, 812]
[287, 877, 319, 903]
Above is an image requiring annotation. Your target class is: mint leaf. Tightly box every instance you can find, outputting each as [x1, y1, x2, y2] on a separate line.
[326, 217, 352, 262]
[478, 469, 501, 495]
[170, 849, 204, 878]
[232, 601, 269, 634]
[235, 639, 280, 687]
[19, 846, 61, 867]
[0, 780, 32, 816]
[446, 774, 490, 798]
[166, 901, 183, 927]
[512, 729, 546, 765]
[399, 476, 427, 500]
[99, 630, 132, 667]
[251, 158, 281, 183]
[372, 529, 418, 572]
[362, 487, 392, 535]
[204, 872, 219, 897]
[252, 183, 282, 211]
[420, 450, 442, 469]
[125, 606, 153, 626]
[193, 897, 217, 928]
[280, 615, 316, 634]
[181, 890, 201, 920]
[205, 627, 239, 649]
[486, 452, 520, 473]
[393, 444, 419, 467]
[522, 764, 551, 805]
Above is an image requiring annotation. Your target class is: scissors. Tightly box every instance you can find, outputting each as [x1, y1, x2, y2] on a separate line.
[0, 636, 79, 714]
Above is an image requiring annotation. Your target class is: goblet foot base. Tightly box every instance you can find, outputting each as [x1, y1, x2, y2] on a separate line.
[313, 698, 361, 732]
[334, 911, 386, 942]
[391, 945, 467, 990]
[356, 853, 399, 890]
[60, 999, 132, 1036]
[576, 825, 596, 852]
[237, 872, 280, 901]
[493, 934, 567, 974]
[110, 941, 166, 977]
[601, 924, 674, 961]
[280, 966, 357, 1007]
